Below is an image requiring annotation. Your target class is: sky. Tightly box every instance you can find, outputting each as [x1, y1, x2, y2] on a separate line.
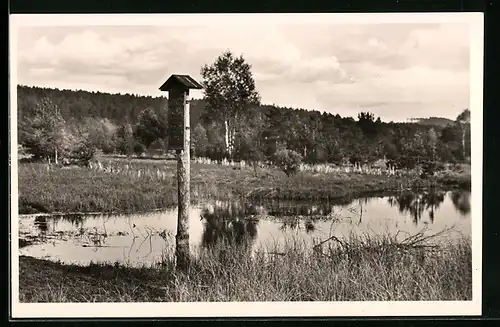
[15, 18, 471, 122]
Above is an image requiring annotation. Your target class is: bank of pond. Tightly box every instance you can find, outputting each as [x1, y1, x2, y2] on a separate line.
[18, 160, 470, 215]
[19, 189, 471, 268]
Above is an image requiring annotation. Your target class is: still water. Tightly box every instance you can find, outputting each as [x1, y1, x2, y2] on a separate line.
[19, 190, 471, 267]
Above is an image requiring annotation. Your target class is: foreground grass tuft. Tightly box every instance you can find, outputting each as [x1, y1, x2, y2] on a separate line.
[19, 233, 472, 302]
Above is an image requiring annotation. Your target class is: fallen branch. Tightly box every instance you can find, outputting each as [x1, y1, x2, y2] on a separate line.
[312, 225, 457, 260]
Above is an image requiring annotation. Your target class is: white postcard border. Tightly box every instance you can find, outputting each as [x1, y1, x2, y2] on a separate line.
[9, 12, 483, 318]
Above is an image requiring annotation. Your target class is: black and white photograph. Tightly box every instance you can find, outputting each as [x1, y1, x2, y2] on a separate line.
[9, 13, 483, 317]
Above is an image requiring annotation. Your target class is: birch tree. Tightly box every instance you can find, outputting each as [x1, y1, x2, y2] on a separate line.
[21, 98, 65, 163]
[427, 128, 438, 161]
[201, 51, 260, 158]
[456, 109, 471, 160]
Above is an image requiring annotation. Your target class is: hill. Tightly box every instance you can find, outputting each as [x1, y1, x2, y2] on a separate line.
[408, 117, 455, 128]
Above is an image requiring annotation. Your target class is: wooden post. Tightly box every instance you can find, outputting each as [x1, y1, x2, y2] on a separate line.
[176, 91, 190, 270]
[159, 74, 202, 271]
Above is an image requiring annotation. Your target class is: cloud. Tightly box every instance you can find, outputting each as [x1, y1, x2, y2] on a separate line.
[281, 23, 469, 73]
[16, 22, 471, 121]
[18, 28, 194, 96]
[314, 63, 469, 121]
[396, 24, 470, 71]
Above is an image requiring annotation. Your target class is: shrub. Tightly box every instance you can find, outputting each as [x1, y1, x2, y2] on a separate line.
[421, 161, 436, 179]
[273, 149, 303, 176]
[67, 138, 96, 166]
[234, 139, 266, 164]
[133, 143, 146, 156]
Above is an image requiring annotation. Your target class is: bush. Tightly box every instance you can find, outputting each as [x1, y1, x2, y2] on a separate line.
[101, 143, 116, 155]
[117, 140, 132, 156]
[67, 138, 96, 166]
[234, 139, 266, 164]
[134, 143, 146, 156]
[394, 154, 421, 170]
[273, 149, 303, 176]
[421, 160, 437, 179]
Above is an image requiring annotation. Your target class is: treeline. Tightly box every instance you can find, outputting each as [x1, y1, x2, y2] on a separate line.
[17, 85, 471, 169]
[17, 85, 206, 128]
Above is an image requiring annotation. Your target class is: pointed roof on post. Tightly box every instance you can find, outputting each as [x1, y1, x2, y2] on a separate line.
[159, 74, 203, 92]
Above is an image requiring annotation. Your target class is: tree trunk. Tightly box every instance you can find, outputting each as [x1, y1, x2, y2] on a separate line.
[253, 163, 258, 177]
[230, 127, 236, 156]
[224, 120, 230, 156]
[462, 127, 466, 160]
[224, 118, 237, 158]
[176, 92, 190, 271]
[55, 148, 58, 165]
[231, 114, 238, 157]
[229, 128, 233, 157]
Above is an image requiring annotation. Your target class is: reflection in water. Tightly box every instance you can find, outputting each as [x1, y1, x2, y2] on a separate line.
[279, 217, 318, 234]
[52, 213, 86, 230]
[200, 202, 259, 249]
[305, 219, 316, 232]
[266, 201, 334, 217]
[19, 190, 471, 268]
[33, 216, 49, 243]
[425, 191, 446, 223]
[255, 200, 341, 233]
[34, 216, 48, 233]
[279, 217, 300, 232]
[387, 189, 448, 224]
[200, 200, 339, 247]
[451, 190, 471, 216]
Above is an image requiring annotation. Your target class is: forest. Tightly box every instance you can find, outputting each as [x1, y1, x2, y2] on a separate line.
[17, 85, 470, 168]
[17, 52, 471, 171]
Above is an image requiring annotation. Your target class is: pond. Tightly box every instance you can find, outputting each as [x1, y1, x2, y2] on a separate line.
[18, 189, 471, 267]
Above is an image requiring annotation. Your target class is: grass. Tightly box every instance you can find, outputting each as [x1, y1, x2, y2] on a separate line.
[435, 163, 472, 189]
[17, 158, 471, 215]
[18, 163, 178, 214]
[18, 232, 472, 302]
[17, 157, 472, 303]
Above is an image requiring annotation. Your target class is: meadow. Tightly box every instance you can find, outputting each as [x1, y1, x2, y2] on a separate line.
[18, 156, 471, 215]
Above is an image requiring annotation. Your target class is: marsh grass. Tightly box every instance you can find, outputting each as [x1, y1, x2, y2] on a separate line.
[18, 163, 179, 214]
[19, 231, 472, 302]
[18, 159, 469, 214]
